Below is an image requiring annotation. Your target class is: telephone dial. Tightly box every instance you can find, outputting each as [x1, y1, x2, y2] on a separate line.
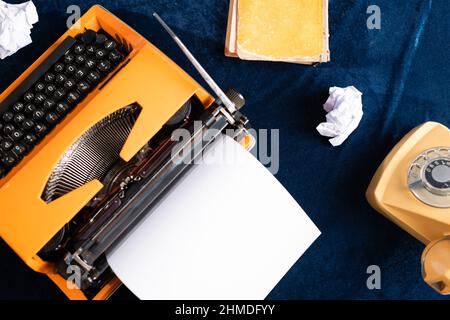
[367, 122, 450, 295]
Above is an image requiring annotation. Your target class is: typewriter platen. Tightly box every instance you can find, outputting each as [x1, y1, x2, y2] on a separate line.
[0, 5, 251, 299]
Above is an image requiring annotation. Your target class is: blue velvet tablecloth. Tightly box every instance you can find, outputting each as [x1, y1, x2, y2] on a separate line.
[0, 0, 449, 300]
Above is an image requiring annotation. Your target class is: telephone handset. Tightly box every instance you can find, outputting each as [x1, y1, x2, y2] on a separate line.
[367, 122, 450, 295]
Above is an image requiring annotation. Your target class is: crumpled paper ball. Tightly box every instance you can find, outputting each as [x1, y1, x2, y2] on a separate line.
[316, 86, 363, 146]
[0, 0, 39, 59]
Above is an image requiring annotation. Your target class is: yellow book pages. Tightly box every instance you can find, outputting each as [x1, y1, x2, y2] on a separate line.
[236, 0, 329, 64]
[225, 0, 238, 57]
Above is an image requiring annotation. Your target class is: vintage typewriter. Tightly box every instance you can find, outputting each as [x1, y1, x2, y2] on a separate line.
[0, 5, 251, 299]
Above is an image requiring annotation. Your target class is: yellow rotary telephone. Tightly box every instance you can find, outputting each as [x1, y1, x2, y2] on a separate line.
[367, 122, 450, 295]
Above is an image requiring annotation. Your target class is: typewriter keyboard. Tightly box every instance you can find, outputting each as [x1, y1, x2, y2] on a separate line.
[0, 29, 128, 178]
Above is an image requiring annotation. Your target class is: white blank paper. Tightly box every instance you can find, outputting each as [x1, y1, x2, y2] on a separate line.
[106, 135, 320, 300]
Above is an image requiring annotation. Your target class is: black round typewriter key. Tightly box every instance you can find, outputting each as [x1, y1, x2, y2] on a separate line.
[45, 84, 57, 96]
[87, 70, 101, 84]
[45, 112, 59, 125]
[77, 81, 90, 94]
[12, 102, 25, 113]
[12, 143, 26, 157]
[85, 58, 96, 69]
[0, 160, 9, 171]
[55, 73, 67, 84]
[95, 49, 106, 59]
[86, 45, 96, 55]
[24, 133, 37, 146]
[13, 113, 25, 125]
[64, 79, 76, 90]
[108, 50, 123, 63]
[44, 72, 55, 83]
[32, 109, 45, 121]
[0, 138, 13, 152]
[3, 124, 15, 135]
[34, 93, 46, 105]
[56, 102, 70, 115]
[75, 68, 87, 80]
[43, 99, 55, 110]
[2, 112, 14, 123]
[96, 33, 108, 45]
[64, 53, 75, 64]
[22, 119, 35, 130]
[24, 91, 35, 102]
[34, 123, 48, 136]
[35, 82, 46, 92]
[0, 123, 3, 133]
[81, 30, 97, 44]
[66, 91, 80, 104]
[97, 60, 111, 73]
[0, 146, 6, 157]
[74, 44, 85, 54]
[65, 64, 76, 75]
[11, 130, 23, 141]
[53, 88, 66, 101]
[75, 54, 86, 65]
[54, 62, 65, 73]
[24, 104, 36, 115]
[0, 158, 11, 168]
[2, 153, 17, 167]
[104, 39, 117, 51]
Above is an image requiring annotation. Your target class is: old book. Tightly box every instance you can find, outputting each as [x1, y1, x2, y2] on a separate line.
[225, 0, 239, 58]
[225, 0, 330, 65]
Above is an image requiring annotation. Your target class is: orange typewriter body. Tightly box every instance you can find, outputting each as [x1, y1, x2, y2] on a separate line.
[0, 5, 214, 300]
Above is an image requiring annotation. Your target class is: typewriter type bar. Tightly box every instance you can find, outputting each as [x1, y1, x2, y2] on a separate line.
[56, 101, 249, 295]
